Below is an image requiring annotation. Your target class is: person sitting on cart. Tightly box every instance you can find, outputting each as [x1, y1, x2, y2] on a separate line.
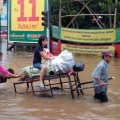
[33, 35, 55, 89]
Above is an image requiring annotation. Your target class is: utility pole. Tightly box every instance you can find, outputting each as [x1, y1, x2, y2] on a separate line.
[113, 0, 118, 28]
[0, 0, 3, 51]
[41, 0, 51, 50]
[59, 0, 61, 28]
[58, 0, 61, 44]
[47, 0, 51, 50]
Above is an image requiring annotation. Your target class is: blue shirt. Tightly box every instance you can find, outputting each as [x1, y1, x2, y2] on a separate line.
[33, 45, 43, 64]
[91, 60, 109, 93]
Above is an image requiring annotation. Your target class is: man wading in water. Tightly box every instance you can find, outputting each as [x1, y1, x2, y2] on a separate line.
[91, 51, 112, 103]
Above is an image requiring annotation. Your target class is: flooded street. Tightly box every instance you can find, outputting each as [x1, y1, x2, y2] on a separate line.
[0, 41, 120, 120]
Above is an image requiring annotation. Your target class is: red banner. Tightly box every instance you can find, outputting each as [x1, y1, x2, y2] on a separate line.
[51, 40, 61, 55]
[114, 44, 120, 57]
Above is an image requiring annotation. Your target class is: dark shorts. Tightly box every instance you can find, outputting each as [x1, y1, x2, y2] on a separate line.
[94, 91, 108, 102]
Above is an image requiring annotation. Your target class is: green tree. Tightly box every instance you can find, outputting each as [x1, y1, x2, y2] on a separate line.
[51, 0, 120, 29]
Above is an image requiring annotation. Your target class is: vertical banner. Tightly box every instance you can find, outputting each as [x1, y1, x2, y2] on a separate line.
[52, 26, 61, 39]
[116, 28, 120, 43]
[8, 0, 47, 43]
[51, 40, 61, 54]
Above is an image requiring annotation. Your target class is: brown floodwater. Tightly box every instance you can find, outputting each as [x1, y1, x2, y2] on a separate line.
[0, 41, 120, 120]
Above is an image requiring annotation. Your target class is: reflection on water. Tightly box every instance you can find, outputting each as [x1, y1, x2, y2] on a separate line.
[0, 41, 120, 120]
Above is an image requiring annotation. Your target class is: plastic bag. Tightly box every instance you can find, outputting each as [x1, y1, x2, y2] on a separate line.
[51, 50, 75, 75]
[58, 50, 75, 70]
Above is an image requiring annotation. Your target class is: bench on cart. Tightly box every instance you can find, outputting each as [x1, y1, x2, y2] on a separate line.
[13, 62, 87, 99]
[13, 71, 85, 99]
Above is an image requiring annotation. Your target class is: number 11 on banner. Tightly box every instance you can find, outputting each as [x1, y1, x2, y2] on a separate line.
[11, 0, 45, 31]
[17, 0, 39, 22]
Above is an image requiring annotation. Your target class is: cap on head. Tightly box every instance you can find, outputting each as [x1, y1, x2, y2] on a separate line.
[102, 51, 113, 57]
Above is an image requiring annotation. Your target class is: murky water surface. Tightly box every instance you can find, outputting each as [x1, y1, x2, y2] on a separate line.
[0, 41, 120, 120]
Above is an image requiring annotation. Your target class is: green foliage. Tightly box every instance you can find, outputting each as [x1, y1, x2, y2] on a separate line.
[51, 0, 120, 29]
